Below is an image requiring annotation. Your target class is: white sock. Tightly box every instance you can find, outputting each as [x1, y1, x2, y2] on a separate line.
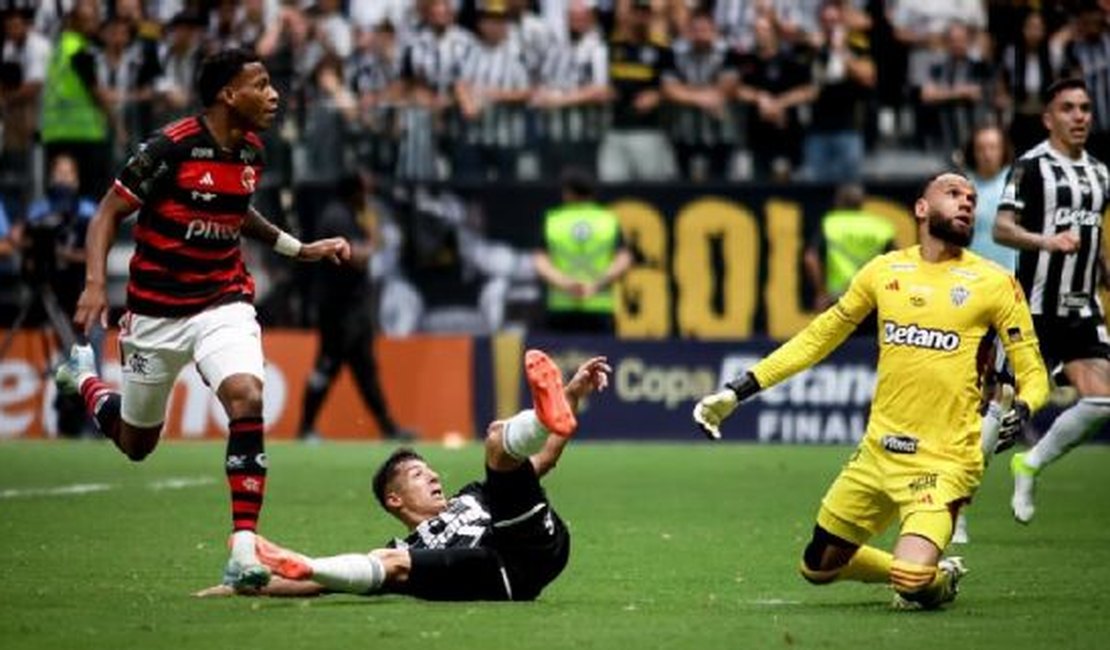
[980, 401, 1003, 466]
[501, 409, 550, 460]
[230, 530, 258, 565]
[308, 554, 386, 594]
[1025, 398, 1110, 470]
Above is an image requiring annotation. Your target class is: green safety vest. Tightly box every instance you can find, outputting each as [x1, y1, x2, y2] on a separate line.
[544, 202, 621, 313]
[822, 209, 895, 295]
[40, 30, 107, 143]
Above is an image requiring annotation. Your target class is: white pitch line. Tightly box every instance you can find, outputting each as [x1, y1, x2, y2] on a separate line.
[0, 476, 216, 499]
[0, 483, 114, 499]
[148, 476, 216, 491]
[746, 598, 802, 606]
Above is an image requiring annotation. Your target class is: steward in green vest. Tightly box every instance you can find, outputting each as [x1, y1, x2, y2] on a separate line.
[39, 5, 111, 197]
[803, 183, 895, 310]
[534, 168, 633, 333]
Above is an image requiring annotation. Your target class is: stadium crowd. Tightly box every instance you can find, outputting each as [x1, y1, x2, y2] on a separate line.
[1, 0, 1109, 330]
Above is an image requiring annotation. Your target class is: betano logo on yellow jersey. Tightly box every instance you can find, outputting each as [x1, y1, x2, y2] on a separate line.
[882, 321, 960, 351]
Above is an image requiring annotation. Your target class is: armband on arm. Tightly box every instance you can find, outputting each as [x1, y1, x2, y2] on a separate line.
[725, 372, 761, 402]
[274, 231, 303, 258]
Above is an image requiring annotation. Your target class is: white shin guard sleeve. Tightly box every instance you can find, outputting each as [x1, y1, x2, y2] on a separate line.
[501, 409, 550, 460]
[308, 554, 386, 594]
[1025, 397, 1110, 469]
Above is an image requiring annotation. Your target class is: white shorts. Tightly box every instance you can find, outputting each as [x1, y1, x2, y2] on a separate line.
[117, 302, 264, 427]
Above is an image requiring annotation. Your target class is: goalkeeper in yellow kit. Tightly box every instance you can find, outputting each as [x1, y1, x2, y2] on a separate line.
[694, 172, 1050, 609]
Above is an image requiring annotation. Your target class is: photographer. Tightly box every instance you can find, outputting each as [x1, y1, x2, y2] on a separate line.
[20, 153, 98, 437]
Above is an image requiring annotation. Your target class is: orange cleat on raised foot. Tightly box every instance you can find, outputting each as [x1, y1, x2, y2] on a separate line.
[524, 349, 577, 437]
[254, 534, 313, 581]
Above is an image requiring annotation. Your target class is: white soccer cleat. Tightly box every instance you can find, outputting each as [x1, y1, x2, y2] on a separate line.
[950, 512, 969, 545]
[1010, 452, 1037, 524]
[221, 559, 272, 592]
[223, 531, 272, 592]
[55, 344, 97, 395]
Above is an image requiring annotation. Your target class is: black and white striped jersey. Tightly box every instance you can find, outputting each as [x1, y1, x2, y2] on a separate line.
[536, 29, 609, 143]
[389, 483, 492, 550]
[402, 25, 476, 96]
[458, 39, 530, 148]
[661, 38, 740, 146]
[999, 140, 1110, 318]
[509, 11, 557, 83]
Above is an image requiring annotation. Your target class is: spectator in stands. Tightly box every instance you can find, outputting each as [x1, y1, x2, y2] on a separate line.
[40, 0, 113, 198]
[661, 9, 740, 182]
[401, 0, 475, 179]
[107, 0, 163, 147]
[350, 0, 418, 40]
[349, 20, 403, 178]
[735, 14, 816, 181]
[803, 0, 875, 183]
[534, 167, 633, 334]
[0, 7, 50, 195]
[963, 124, 1015, 271]
[918, 21, 991, 157]
[298, 171, 412, 443]
[997, 10, 1062, 156]
[95, 14, 159, 167]
[508, 0, 557, 83]
[153, 10, 204, 124]
[600, 0, 675, 181]
[1063, 1, 1110, 162]
[533, 0, 611, 177]
[769, 0, 825, 49]
[310, 0, 353, 60]
[803, 182, 894, 313]
[454, 0, 531, 181]
[295, 54, 357, 248]
[0, 199, 15, 279]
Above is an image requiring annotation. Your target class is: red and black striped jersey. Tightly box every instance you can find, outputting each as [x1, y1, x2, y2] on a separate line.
[112, 116, 265, 317]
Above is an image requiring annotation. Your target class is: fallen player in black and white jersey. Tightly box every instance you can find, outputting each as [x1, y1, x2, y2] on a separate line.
[197, 350, 610, 601]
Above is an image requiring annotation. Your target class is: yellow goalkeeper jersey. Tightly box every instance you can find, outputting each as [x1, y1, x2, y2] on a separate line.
[751, 246, 1049, 466]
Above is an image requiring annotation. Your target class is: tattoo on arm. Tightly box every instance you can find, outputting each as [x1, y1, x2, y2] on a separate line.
[241, 206, 282, 246]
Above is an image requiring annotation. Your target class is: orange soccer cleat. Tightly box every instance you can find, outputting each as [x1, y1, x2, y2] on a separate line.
[524, 349, 577, 437]
[254, 534, 313, 581]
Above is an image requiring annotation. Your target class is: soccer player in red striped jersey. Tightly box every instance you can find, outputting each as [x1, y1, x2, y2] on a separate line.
[54, 48, 351, 591]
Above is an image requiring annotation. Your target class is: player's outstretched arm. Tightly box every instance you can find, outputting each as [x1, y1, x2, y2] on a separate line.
[242, 206, 351, 264]
[74, 189, 135, 334]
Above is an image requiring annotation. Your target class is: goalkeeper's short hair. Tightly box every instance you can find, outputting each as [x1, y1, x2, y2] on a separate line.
[371, 447, 426, 509]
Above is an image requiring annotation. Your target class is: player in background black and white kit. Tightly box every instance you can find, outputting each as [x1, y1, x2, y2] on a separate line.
[54, 48, 351, 590]
[197, 351, 610, 601]
[993, 77, 1110, 523]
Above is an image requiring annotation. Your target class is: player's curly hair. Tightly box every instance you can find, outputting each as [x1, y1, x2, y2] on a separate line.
[196, 47, 261, 107]
[372, 448, 426, 510]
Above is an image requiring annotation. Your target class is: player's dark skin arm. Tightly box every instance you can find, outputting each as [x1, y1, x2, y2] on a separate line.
[73, 189, 134, 334]
[242, 206, 352, 264]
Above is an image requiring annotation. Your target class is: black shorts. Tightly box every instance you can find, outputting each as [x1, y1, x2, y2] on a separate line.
[393, 462, 571, 602]
[1033, 315, 1110, 373]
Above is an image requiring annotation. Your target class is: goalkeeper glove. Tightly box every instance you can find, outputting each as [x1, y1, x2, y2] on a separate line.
[693, 373, 760, 440]
[996, 398, 1030, 454]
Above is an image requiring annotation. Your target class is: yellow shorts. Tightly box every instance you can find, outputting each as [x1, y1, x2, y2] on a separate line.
[816, 436, 981, 550]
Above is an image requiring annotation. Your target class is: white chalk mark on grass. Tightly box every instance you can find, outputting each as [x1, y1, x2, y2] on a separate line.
[148, 476, 216, 491]
[747, 598, 802, 606]
[0, 483, 113, 499]
[0, 476, 215, 499]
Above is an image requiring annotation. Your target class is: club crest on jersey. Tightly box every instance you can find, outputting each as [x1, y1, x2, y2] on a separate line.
[883, 321, 960, 351]
[950, 285, 970, 307]
[241, 166, 257, 192]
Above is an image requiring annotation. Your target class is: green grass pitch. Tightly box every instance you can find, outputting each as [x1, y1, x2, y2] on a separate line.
[2, 440, 1108, 650]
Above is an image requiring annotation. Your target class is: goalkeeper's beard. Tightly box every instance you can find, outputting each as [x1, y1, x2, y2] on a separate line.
[927, 212, 973, 247]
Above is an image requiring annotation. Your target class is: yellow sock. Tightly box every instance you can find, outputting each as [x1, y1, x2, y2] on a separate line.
[839, 545, 893, 584]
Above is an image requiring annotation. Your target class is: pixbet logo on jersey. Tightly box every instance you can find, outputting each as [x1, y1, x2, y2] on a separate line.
[883, 321, 960, 351]
[185, 219, 240, 241]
